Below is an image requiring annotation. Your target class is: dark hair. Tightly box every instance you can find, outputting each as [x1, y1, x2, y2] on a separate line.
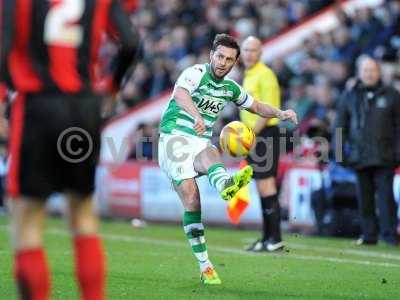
[212, 34, 240, 58]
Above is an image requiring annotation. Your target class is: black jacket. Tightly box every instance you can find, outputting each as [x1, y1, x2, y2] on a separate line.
[334, 81, 400, 169]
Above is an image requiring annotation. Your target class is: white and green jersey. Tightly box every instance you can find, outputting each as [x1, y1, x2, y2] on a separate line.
[159, 63, 254, 139]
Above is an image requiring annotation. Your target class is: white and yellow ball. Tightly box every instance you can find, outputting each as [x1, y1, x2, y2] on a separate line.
[219, 121, 255, 157]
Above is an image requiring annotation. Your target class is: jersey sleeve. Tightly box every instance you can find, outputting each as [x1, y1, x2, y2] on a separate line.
[174, 65, 204, 95]
[107, 0, 140, 89]
[0, 0, 15, 87]
[231, 81, 254, 109]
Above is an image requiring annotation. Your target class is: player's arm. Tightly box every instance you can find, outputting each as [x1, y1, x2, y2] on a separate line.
[107, 0, 140, 91]
[233, 83, 297, 124]
[174, 88, 205, 134]
[0, 1, 15, 88]
[173, 66, 206, 134]
[247, 100, 297, 124]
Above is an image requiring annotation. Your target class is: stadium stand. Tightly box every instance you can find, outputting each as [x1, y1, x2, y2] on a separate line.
[103, 0, 335, 115]
[112, 0, 400, 156]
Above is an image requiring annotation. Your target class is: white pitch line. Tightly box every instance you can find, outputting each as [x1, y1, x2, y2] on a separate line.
[288, 242, 400, 261]
[242, 238, 400, 261]
[1, 225, 400, 268]
[45, 229, 400, 269]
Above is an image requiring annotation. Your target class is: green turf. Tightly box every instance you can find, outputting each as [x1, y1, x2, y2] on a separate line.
[1, 216, 399, 300]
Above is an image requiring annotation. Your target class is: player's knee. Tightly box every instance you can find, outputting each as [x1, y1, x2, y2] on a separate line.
[12, 220, 44, 250]
[261, 189, 277, 197]
[257, 177, 277, 197]
[184, 196, 201, 211]
[70, 213, 98, 236]
[71, 221, 98, 237]
[10, 198, 46, 250]
[15, 233, 43, 250]
[67, 199, 98, 236]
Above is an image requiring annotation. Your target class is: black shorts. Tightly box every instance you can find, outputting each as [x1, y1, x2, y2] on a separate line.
[8, 92, 102, 199]
[247, 125, 280, 179]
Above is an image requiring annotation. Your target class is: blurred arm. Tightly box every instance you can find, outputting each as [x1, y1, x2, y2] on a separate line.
[0, 1, 16, 88]
[107, 0, 140, 90]
[247, 100, 297, 124]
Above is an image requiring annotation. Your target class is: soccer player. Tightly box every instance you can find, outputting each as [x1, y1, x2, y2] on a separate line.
[158, 34, 297, 284]
[240, 36, 284, 252]
[1, 1, 138, 299]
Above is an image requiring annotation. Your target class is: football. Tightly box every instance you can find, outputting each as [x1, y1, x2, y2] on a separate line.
[219, 121, 255, 157]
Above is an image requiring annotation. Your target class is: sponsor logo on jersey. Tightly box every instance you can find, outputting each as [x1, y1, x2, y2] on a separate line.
[185, 76, 196, 87]
[198, 96, 224, 114]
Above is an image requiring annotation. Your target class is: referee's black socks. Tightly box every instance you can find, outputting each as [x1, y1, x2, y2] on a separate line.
[260, 194, 282, 243]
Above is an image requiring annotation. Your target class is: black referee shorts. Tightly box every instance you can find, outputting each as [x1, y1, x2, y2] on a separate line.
[8, 91, 102, 199]
[247, 125, 280, 179]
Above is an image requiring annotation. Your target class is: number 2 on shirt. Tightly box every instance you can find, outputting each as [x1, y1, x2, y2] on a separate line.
[44, 0, 85, 47]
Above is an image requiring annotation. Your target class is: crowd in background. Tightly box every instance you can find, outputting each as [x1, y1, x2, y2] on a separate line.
[2, 1, 400, 164]
[123, 0, 400, 163]
[1, 1, 400, 166]
[275, 0, 400, 138]
[0, 0, 399, 232]
[104, 0, 334, 115]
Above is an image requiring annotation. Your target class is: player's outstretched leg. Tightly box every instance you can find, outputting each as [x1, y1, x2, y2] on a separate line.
[219, 165, 253, 201]
[194, 147, 253, 201]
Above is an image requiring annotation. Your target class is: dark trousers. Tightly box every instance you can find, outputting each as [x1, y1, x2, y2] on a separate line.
[355, 167, 398, 243]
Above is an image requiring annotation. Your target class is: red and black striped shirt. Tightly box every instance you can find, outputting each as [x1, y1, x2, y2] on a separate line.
[0, 0, 138, 94]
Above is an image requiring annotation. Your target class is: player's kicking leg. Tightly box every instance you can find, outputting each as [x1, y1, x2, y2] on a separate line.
[66, 193, 106, 300]
[9, 197, 51, 300]
[194, 146, 253, 201]
[173, 179, 222, 285]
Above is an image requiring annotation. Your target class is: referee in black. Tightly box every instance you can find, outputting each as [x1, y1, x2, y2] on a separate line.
[241, 36, 284, 252]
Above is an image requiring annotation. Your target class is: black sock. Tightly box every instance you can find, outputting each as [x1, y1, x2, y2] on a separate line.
[260, 194, 282, 242]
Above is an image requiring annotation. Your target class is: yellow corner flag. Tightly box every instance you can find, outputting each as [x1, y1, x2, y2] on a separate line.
[227, 160, 251, 224]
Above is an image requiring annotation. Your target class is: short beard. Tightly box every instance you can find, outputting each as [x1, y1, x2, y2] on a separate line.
[210, 63, 230, 80]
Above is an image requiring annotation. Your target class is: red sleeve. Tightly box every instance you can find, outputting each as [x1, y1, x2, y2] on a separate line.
[0, 83, 7, 102]
[122, 0, 138, 13]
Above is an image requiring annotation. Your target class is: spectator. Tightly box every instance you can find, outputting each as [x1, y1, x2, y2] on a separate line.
[334, 56, 400, 246]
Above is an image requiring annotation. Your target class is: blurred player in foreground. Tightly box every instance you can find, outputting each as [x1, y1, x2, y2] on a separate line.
[1, 1, 138, 299]
[241, 36, 284, 252]
[158, 33, 297, 284]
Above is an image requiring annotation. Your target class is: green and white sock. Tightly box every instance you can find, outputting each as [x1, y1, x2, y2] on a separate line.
[183, 211, 212, 271]
[207, 163, 231, 193]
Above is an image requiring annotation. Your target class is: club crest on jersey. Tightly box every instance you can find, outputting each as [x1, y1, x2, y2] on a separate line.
[184, 76, 196, 87]
[198, 96, 223, 114]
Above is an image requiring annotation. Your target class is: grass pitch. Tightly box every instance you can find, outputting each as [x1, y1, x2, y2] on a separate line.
[1, 216, 399, 300]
